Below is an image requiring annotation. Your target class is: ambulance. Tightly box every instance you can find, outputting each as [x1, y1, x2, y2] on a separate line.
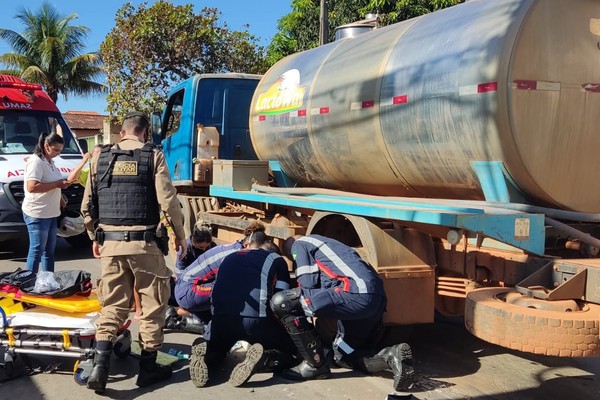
[0, 74, 86, 245]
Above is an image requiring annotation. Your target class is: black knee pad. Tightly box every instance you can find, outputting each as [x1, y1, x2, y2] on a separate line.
[270, 287, 304, 320]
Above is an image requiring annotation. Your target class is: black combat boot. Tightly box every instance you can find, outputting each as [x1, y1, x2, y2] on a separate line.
[181, 314, 205, 334]
[136, 349, 173, 387]
[228, 343, 296, 387]
[283, 360, 330, 380]
[87, 341, 113, 393]
[165, 307, 205, 334]
[364, 343, 414, 391]
[164, 306, 180, 329]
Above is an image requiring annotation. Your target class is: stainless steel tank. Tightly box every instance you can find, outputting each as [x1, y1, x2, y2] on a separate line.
[250, 0, 600, 212]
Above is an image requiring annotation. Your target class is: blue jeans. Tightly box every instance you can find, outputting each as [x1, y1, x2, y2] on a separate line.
[23, 213, 58, 273]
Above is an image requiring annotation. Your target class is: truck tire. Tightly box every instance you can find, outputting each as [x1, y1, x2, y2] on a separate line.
[465, 288, 600, 357]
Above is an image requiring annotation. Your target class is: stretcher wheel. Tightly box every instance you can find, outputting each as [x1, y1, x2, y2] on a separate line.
[73, 359, 92, 385]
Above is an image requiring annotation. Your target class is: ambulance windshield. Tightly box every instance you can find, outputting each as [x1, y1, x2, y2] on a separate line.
[0, 110, 80, 155]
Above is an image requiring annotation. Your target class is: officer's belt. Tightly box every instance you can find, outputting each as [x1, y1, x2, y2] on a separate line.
[102, 229, 156, 242]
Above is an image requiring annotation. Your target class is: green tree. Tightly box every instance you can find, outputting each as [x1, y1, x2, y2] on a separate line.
[266, 0, 461, 63]
[101, 1, 267, 119]
[363, 0, 462, 24]
[0, 2, 104, 103]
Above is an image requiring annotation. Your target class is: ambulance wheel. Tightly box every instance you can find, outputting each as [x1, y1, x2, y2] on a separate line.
[465, 287, 600, 357]
[73, 360, 90, 385]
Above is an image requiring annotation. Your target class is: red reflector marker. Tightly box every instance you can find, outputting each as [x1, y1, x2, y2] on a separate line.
[361, 100, 374, 108]
[583, 83, 600, 93]
[258, 115, 266, 121]
[393, 95, 408, 104]
[298, 109, 307, 117]
[477, 82, 497, 93]
[320, 107, 330, 114]
[514, 80, 537, 90]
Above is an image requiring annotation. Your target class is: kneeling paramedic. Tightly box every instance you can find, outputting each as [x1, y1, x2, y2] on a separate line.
[271, 234, 415, 392]
[81, 112, 187, 392]
[189, 233, 297, 388]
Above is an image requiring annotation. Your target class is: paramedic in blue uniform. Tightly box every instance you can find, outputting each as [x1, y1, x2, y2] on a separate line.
[81, 112, 187, 393]
[164, 224, 217, 331]
[271, 234, 415, 392]
[189, 233, 297, 388]
[172, 221, 265, 324]
[175, 224, 216, 274]
[172, 237, 245, 323]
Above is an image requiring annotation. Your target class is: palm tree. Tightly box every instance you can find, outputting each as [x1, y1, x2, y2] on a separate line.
[0, 2, 104, 103]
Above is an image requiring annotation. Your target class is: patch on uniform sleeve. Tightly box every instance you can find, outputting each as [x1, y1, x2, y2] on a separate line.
[112, 161, 138, 176]
[291, 250, 297, 260]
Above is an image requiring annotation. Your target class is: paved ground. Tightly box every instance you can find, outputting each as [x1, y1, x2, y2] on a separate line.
[1, 238, 600, 400]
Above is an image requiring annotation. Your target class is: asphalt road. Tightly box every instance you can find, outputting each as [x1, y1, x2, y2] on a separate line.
[1, 238, 600, 400]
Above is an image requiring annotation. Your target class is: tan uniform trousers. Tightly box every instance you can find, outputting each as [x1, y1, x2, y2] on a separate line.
[95, 253, 171, 351]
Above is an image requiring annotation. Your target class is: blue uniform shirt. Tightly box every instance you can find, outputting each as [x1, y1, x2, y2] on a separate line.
[174, 238, 217, 276]
[178, 240, 244, 294]
[292, 235, 384, 295]
[211, 248, 291, 318]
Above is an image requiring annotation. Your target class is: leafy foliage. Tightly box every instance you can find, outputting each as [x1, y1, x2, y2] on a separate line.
[101, 1, 267, 120]
[266, 0, 462, 62]
[0, 2, 104, 103]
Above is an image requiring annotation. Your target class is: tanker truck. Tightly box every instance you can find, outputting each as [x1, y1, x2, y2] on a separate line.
[154, 0, 600, 358]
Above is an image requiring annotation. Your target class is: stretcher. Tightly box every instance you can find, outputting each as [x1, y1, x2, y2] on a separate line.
[0, 290, 132, 384]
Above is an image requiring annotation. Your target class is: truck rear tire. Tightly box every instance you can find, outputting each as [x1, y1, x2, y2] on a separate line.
[465, 287, 600, 357]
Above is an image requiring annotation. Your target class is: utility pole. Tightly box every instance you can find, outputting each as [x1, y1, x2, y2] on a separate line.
[319, 0, 328, 45]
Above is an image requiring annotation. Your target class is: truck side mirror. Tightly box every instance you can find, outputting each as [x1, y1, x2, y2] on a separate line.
[150, 111, 162, 140]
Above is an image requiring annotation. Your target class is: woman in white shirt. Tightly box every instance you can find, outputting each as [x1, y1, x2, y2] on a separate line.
[22, 132, 71, 272]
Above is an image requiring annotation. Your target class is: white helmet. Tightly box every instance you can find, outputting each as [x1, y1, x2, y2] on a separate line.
[57, 210, 85, 237]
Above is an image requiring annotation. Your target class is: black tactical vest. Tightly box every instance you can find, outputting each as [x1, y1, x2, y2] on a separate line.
[95, 143, 159, 226]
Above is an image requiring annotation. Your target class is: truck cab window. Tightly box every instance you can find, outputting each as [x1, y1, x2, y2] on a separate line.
[164, 89, 184, 139]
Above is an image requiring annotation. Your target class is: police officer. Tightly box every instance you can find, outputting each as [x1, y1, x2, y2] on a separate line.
[271, 234, 415, 392]
[189, 232, 297, 388]
[81, 111, 187, 393]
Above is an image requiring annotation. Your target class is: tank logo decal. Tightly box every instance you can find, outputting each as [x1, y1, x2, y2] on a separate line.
[255, 69, 306, 115]
[514, 80, 560, 91]
[459, 82, 497, 96]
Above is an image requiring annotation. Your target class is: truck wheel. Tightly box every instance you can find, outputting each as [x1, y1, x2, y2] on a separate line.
[465, 287, 600, 357]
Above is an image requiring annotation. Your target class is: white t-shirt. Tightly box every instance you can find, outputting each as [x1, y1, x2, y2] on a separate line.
[22, 154, 63, 218]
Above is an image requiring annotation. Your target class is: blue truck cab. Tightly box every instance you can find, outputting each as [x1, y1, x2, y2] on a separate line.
[155, 74, 261, 194]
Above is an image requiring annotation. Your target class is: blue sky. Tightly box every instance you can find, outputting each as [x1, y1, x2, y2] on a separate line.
[0, 1, 292, 114]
